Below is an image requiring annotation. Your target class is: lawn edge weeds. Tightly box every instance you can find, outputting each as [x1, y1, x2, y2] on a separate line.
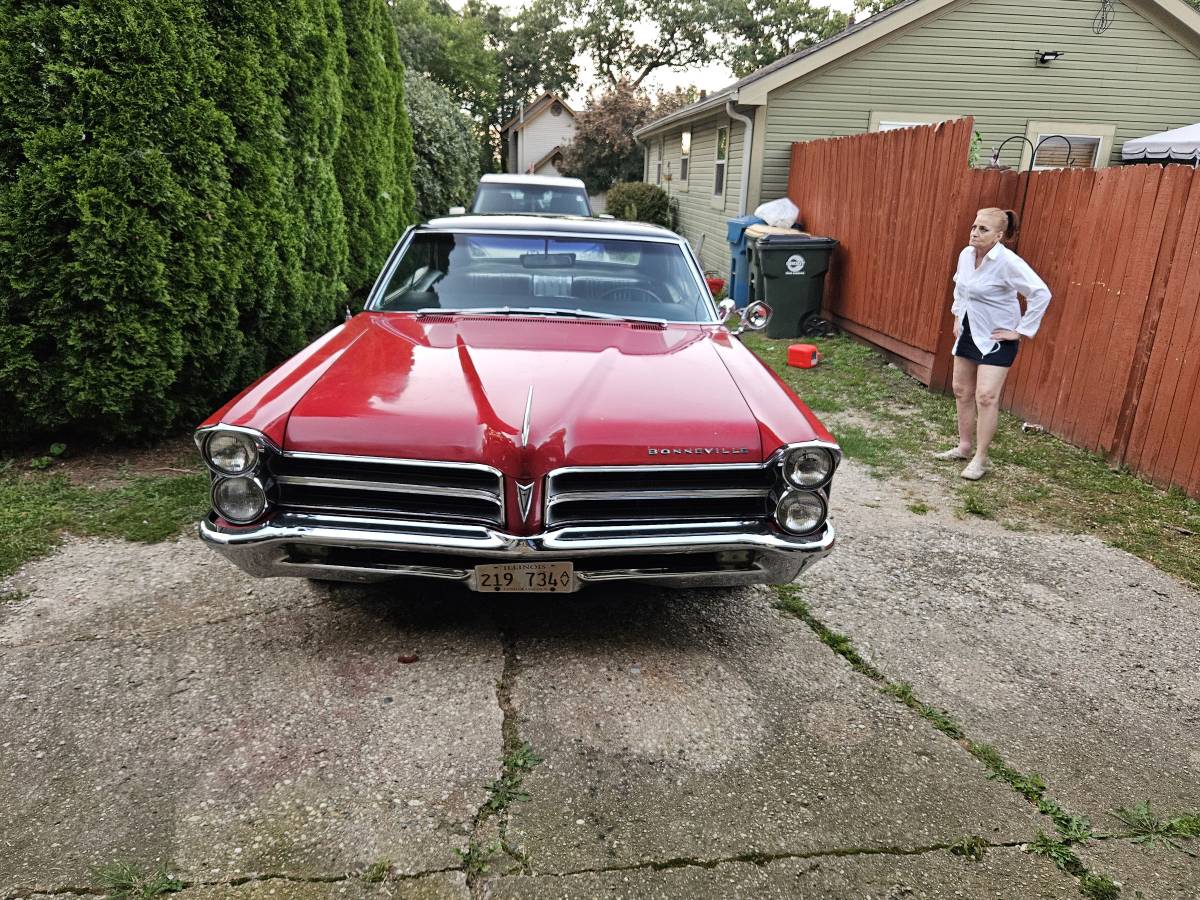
[774, 585, 1121, 899]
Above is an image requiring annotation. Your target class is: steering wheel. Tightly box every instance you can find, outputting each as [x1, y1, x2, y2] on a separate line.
[598, 285, 668, 305]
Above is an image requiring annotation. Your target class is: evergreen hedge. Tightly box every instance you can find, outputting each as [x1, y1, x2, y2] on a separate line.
[0, 0, 417, 444]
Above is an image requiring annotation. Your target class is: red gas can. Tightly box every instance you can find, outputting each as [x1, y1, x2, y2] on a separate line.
[787, 343, 821, 368]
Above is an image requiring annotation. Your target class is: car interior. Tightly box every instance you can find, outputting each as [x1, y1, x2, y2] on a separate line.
[374, 233, 711, 322]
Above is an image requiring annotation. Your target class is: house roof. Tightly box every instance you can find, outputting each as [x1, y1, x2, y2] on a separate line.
[633, 0, 1200, 139]
[528, 145, 566, 173]
[501, 92, 577, 134]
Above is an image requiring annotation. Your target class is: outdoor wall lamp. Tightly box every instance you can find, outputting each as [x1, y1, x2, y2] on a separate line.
[1035, 50, 1066, 64]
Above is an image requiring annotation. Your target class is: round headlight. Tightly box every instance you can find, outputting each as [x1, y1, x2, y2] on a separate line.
[783, 446, 834, 488]
[776, 490, 826, 535]
[213, 477, 268, 524]
[206, 431, 258, 475]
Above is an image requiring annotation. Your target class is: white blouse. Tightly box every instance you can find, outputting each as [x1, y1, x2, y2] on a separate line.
[951, 242, 1052, 357]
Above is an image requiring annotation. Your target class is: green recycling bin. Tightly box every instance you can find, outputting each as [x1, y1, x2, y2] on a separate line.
[746, 230, 838, 339]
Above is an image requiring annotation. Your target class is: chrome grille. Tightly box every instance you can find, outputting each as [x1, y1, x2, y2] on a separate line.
[545, 464, 774, 528]
[270, 452, 504, 526]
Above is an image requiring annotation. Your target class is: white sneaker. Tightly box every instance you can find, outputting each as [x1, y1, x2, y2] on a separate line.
[960, 459, 990, 480]
[934, 447, 971, 461]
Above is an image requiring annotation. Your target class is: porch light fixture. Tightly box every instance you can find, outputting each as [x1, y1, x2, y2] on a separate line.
[1035, 49, 1065, 65]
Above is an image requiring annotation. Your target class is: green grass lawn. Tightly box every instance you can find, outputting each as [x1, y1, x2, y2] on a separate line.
[745, 333, 1200, 591]
[0, 458, 209, 582]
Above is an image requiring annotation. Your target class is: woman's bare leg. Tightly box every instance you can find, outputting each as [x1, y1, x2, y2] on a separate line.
[972, 364, 1010, 465]
[951, 357, 978, 455]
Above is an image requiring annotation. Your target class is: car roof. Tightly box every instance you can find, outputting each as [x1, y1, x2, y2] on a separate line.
[420, 214, 682, 241]
[478, 174, 588, 190]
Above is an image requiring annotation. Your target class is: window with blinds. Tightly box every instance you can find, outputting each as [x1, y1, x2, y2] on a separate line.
[1033, 135, 1101, 169]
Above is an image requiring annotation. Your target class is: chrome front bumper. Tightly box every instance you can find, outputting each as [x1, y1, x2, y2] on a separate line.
[197, 512, 836, 590]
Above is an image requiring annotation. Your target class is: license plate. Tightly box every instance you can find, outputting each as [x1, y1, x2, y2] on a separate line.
[474, 561, 574, 593]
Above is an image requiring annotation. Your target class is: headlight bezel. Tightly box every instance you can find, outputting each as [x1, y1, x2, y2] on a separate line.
[211, 475, 270, 525]
[774, 488, 828, 535]
[781, 445, 836, 489]
[195, 425, 274, 477]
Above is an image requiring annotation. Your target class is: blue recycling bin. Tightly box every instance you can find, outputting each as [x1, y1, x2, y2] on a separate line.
[726, 215, 764, 308]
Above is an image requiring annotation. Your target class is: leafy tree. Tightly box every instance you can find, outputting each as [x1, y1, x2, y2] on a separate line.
[717, 0, 849, 77]
[853, 0, 902, 14]
[573, 0, 719, 86]
[652, 86, 702, 118]
[336, 0, 416, 297]
[406, 71, 481, 220]
[466, 0, 580, 170]
[558, 81, 656, 194]
[391, 0, 496, 107]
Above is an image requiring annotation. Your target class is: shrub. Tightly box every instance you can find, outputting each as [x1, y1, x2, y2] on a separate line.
[606, 182, 671, 228]
[406, 72, 481, 221]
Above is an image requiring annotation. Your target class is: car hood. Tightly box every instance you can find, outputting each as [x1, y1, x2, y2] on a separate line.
[279, 313, 770, 472]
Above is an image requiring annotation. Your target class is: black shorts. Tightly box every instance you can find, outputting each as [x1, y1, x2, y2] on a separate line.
[954, 314, 1019, 368]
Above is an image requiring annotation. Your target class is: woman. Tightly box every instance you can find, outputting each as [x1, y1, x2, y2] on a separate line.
[935, 208, 1051, 480]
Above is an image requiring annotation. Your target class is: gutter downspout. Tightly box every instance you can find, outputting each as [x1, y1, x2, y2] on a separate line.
[725, 100, 754, 217]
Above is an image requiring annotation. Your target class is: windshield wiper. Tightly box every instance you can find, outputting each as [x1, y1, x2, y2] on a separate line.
[417, 307, 667, 326]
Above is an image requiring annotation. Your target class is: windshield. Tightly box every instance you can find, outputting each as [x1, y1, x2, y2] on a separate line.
[471, 183, 591, 216]
[370, 232, 714, 322]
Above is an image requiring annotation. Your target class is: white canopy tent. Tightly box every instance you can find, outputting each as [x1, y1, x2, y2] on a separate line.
[1122, 123, 1200, 163]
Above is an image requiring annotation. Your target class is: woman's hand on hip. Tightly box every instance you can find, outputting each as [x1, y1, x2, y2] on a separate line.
[991, 329, 1021, 341]
[953, 321, 961, 338]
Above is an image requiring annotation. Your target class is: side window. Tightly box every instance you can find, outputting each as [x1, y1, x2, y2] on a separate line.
[714, 126, 729, 196]
[679, 129, 691, 181]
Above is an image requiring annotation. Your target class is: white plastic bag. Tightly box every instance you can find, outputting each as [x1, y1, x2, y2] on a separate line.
[753, 197, 799, 229]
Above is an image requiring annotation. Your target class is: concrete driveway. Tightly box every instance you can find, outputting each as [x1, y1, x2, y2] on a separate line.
[2, 461, 1197, 899]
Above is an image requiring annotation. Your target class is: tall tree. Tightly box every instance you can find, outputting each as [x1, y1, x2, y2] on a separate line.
[558, 81, 656, 193]
[390, 0, 496, 107]
[466, 0, 579, 170]
[336, 0, 416, 297]
[573, 0, 719, 87]
[717, 0, 849, 77]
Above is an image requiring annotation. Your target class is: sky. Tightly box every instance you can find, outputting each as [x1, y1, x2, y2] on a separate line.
[447, 0, 858, 104]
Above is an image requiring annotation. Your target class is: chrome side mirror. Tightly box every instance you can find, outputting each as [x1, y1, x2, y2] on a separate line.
[448, 206, 466, 215]
[733, 301, 771, 335]
[716, 297, 736, 325]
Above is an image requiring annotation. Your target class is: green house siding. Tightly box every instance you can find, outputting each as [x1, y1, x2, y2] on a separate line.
[760, 0, 1200, 200]
[651, 113, 747, 276]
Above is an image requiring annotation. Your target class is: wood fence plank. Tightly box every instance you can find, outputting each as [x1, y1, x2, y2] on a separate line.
[1134, 173, 1200, 482]
[1067, 167, 1146, 450]
[1113, 166, 1192, 467]
[1095, 167, 1168, 454]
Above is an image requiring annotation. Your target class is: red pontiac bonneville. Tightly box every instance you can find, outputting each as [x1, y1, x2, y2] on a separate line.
[195, 215, 840, 592]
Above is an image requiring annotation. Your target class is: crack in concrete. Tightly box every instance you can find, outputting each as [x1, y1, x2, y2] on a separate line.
[494, 838, 1032, 880]
[1, 866, 464, 900]
[773, 586, 1124, 898]
[461, 612, 536, 895]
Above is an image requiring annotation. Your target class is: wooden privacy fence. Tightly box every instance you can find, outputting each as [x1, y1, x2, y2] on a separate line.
[787, 119, 1200, 496]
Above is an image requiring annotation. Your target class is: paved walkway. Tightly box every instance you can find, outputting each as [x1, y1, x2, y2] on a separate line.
[2, 461, 1196, 898]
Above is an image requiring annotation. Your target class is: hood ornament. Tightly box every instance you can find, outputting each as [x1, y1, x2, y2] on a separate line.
[516, 482, 534, 522]
[520, 386, 534, 448]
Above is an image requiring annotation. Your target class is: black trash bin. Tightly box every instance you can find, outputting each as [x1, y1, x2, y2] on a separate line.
[746, 230, 838, 339]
